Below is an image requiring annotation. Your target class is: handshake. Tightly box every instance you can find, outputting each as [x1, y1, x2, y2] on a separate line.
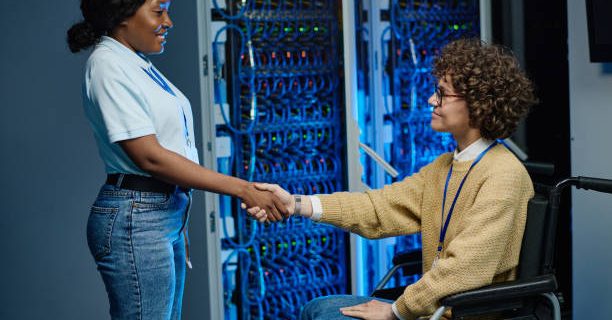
[239, 183, 311, 222]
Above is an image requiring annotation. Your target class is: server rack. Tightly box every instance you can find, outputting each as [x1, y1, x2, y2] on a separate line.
[202, 1, 356, 319]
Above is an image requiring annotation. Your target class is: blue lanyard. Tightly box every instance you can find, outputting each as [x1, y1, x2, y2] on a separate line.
[142, 66, 176, 96]
[437, 140, 499, 257]
[142, 66, 191, 146]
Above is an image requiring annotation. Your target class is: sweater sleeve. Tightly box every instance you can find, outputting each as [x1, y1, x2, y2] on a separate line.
[317, 162, 433, 239]
[394, 169, 533, 319]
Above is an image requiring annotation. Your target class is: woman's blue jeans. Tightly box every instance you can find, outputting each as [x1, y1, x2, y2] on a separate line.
[300, 295, 395, 320]
[86, 184, 191, 320]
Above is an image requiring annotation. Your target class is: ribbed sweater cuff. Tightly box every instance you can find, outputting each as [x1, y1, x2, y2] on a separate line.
[318, 194, 345, 227]
[394, 297, 417, 320]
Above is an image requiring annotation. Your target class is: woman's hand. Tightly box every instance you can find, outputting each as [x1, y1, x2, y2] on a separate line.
[238, 183, 288, 222]
[241, 183, 295, 222]
[339, 300, 396, 320]
[254, 183, 295, 214]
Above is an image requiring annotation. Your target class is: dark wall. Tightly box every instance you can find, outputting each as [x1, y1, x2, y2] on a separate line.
[567, 0, 612, 316]
[0, 0, 107, 318]
[0, 0, 207, 318]
[492, 0, 572, 316]
[520, 1, 572, 316]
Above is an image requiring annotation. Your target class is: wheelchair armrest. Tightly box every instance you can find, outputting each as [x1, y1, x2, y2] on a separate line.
[372, 249, 423, 298]
[392, 249, 422, 265]
[441, 274, 557, 307]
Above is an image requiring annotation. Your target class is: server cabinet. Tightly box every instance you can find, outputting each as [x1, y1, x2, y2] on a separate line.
[198, 1, 358, 319]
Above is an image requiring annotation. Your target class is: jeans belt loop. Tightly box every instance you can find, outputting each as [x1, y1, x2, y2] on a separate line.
[115, 173, 125, 189]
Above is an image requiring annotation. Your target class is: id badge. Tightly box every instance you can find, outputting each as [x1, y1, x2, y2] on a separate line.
[432, 254, 440, 269]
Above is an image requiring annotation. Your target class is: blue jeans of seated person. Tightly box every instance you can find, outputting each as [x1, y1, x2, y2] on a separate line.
[86, 184, 191, 320]
[300, 295, 396, 320]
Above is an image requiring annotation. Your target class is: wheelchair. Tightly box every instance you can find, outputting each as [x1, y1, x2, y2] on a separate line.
[371, 175, 612, 320]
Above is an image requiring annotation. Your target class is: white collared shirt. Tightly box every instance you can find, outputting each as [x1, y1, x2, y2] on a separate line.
[453, 138, 494, 161]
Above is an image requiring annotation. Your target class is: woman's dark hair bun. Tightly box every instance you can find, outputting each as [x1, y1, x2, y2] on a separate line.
[67, 20, 99, 53]
[67, 0, 146, 53]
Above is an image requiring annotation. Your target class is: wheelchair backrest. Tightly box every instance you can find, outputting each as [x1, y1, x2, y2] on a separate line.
[517, 193, 550, 279]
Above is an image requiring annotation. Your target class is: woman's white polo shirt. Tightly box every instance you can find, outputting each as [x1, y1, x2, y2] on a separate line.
[83, 36, 198, 176]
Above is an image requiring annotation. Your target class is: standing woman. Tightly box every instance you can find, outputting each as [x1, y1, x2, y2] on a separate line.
[67, 0, 287, 318]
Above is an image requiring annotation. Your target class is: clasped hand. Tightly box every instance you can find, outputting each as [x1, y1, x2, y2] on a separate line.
[241, 183, 295, 222]
[239, 183, 290, 222]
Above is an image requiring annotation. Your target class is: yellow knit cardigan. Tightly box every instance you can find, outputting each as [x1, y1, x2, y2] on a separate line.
[318, 144, 534, 319]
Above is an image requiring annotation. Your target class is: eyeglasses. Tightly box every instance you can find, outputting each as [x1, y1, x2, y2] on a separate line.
[434, 84, 463, 106]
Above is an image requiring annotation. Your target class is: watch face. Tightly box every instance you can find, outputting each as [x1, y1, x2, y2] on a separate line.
[294, 195, 302, 215]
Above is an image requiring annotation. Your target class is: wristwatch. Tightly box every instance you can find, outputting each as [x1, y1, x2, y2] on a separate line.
[294, 195, 302, 215]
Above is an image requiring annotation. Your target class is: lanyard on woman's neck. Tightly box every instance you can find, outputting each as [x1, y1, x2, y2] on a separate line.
[142, 66, 175, 96]
[432, 140, 499, 268]
[142, 67, 191, 147]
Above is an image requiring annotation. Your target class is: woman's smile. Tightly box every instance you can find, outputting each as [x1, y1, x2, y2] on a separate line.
[112, 0, 174, 54]
[156, 31, 167, 43]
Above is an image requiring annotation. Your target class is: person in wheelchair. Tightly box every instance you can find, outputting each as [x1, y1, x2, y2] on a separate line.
[246, 38, 538, 319]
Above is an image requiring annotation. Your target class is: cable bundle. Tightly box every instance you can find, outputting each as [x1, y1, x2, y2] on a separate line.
[212, 1, 348, 318]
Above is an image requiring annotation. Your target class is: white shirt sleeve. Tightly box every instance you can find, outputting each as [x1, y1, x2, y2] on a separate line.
[88, 58, 156, 143]
[309, 195, 323, 221]
[392, 302, 407, 320]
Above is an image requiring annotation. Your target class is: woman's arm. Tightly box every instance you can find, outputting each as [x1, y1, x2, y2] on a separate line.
[247, 170, 426, 237]
[119, 134, 287, 221]
[315, 176, 424, 239]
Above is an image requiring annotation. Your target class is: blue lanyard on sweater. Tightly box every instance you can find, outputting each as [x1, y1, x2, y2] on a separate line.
[433, 140, 499, 267]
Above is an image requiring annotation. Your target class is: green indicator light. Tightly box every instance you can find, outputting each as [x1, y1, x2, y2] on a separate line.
[314, 26, 319, 32]
[299, 27, 305, 32]
[262, 246, 266, 251]
[454, 24, 459, 30]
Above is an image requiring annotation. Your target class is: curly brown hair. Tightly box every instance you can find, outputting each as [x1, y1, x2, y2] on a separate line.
[432, 38, 538, 140]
